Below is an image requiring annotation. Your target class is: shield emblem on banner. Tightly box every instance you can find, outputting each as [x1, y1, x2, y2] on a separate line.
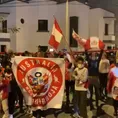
[16, 58, 63, 107]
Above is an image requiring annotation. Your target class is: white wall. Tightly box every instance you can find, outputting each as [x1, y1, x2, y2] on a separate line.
[0, 1, 17, 51]
[89, 8, 115, 41]
[0, 0, 90, 52]
[15, 1, 90, 52]
[15, 0, 57, 52]
[69, 1, 89, 38]
[0, 1, 115, 52]
[89, 8, 100, 37]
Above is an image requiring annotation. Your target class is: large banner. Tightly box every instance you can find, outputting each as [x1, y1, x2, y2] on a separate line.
[12, 57, 65, 110]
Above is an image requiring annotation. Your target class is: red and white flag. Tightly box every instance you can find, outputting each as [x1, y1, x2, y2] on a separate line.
[12, 56, 65, 110]
[72, 30, 86, 46]
[84, 37, 105, 50]
[49, 19, 63, 50]
[72, 30, 105, 50]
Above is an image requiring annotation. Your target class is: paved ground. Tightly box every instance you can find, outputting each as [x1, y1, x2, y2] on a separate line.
[0, 96, 117, 118]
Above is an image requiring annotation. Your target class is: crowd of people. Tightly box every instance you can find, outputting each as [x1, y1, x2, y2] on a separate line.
[0, 45, 117, 118]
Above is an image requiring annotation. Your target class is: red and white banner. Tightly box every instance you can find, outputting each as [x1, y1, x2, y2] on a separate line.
[72, 30, 86, 46]
[49, 19, 63, 50]
[12, 57, 65, 110]
[85, 37, 105, 50]
[72, 30, 105, 50]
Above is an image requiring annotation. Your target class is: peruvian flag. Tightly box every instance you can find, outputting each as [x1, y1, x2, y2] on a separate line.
[84, 37, 105, 50]
[49, 19, 63, 50]
[72, 30, 105, 50]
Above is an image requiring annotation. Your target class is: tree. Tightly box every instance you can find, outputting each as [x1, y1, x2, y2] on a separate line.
[0, 16, 20, 33]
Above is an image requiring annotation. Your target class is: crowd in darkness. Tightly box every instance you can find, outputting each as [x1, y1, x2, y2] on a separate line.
[0, 45, 117, 118]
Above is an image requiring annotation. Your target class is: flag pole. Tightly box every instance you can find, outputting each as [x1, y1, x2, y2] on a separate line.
[65, 0, 69, 45]
[65, 0, 75, 60]
[64, 0, 72, 52]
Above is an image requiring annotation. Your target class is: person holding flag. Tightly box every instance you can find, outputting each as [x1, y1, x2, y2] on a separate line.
[72, 31, 105, 112]
[85, 49, 103, 110]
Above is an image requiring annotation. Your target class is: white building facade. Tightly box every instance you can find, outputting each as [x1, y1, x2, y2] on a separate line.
[0, 0, 116, 52]
[89, 8, 116, 49]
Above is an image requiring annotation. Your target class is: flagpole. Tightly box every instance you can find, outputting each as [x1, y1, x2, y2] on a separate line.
[65, 0, 75, 60]
[65, 0, 69, 45]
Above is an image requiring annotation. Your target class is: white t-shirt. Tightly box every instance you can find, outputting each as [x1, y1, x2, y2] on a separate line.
[99, 59, 110, 73]
[73, 67, 88, 91]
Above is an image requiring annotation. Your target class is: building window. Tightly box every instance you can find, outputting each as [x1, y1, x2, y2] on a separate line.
[2, 20, 7, 33]
[20, 18, 25, 24]
[105, 24, 109, 35]
[69, 16, 78, 47]
[38, 20, 48, 32]
[107, 46, 112, 50]
[1, 45, 6, 52]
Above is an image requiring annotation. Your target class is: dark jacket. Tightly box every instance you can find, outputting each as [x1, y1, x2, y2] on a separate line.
[85, 50, 103, 76]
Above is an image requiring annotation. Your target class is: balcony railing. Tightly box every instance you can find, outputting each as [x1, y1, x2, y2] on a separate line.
[0, 0, 14, 4]
[0, 0, 31, 4]
[103, 35, 115, 42]
[0, 32, 10, 39]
